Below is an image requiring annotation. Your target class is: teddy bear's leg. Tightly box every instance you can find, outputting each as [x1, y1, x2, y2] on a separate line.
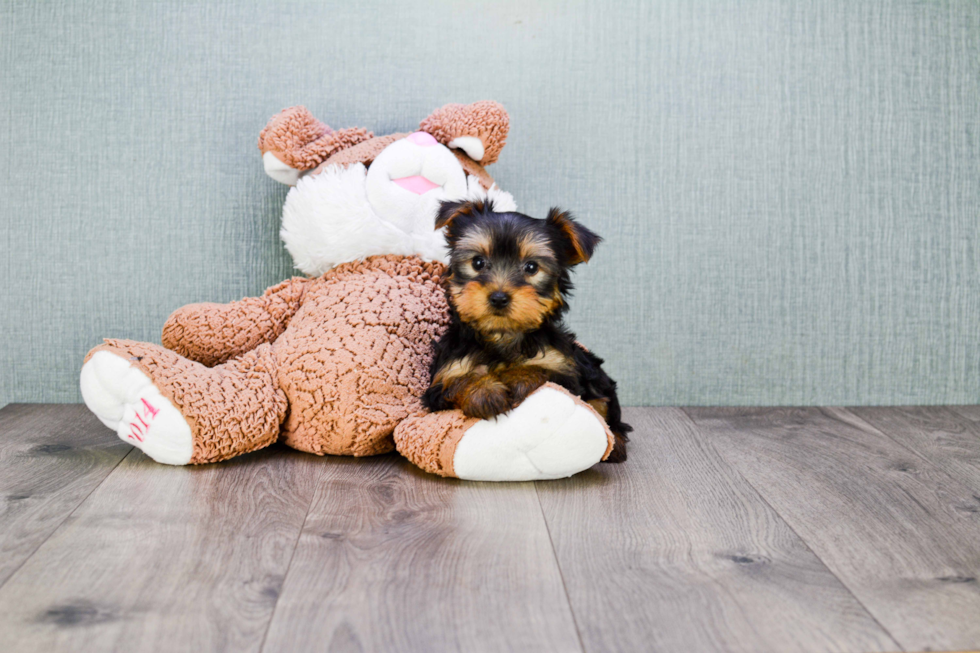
[80, 339, 287, 465]
[393, 383, 614, 481]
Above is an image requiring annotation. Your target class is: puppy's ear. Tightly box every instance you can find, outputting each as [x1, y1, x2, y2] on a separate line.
[435, 199, 485, 230]
[546, 208, 602, 265]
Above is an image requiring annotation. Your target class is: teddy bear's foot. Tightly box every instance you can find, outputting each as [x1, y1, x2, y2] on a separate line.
[452, 386, 612, 481]
[395, 383, 613, 481]
[80, 350, 193, 465]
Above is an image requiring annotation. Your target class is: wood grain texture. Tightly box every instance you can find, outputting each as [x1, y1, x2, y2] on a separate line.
[4, 404, 980, 652]
[850, 406, 980, 491]
[950, 405, 980, 423]
[261, 455, 582, 653]
[685, 407, 980, 652]
[0, 404, 131, 589]
[0, 442, 324, 653]
[535, 407, 897, 653]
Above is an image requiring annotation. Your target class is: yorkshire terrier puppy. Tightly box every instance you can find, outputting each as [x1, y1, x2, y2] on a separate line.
[423, 199, 632, 462]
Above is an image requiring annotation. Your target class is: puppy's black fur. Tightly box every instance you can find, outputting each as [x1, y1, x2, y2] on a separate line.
[422, 199, 632, 462]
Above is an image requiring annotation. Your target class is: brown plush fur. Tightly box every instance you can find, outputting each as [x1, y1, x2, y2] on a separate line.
[258, 106, 374, 169]
[419, 101, 510, 165]
[259, 101, 510, 193]
[95, 256, 449, 462]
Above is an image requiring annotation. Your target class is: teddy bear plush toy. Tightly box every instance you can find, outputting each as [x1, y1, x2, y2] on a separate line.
[79, 101, 615, 481]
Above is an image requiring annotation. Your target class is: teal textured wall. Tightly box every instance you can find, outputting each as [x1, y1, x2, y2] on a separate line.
[2, 1, 978, 406]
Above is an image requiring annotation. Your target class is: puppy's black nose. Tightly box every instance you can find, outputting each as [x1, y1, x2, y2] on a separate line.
[489, 291, 511, 309]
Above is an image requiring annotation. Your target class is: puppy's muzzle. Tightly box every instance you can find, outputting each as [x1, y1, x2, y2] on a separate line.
[488, 291, 511, 309]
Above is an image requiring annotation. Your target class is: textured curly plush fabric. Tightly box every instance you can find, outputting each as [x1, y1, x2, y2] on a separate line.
[84, 340, 287, 464]
[394, 410, 479, 478]
[87, 255, 450, 463]
[81, 101, 617, 478]
[419, 101, 510, 165]
[258, 106, 374, 170]
[312, 133, 406, 175]
[163, 277, 310, 367]
[278, 101, 504, 190]
[310, 132, 496, 191]
[394, 383, 616, 478]
[274, 255, 449, 456]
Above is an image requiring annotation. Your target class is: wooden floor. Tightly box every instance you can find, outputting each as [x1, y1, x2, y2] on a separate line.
[0, 405, 978, 652]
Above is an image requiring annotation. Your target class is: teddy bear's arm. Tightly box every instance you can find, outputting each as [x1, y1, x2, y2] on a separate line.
[161, 277, 310, 367]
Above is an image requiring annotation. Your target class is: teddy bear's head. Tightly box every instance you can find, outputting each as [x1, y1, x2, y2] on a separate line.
[257, 102, 517, 277]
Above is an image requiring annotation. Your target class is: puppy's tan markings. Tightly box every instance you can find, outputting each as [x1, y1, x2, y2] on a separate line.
[489, 271, 511, 289]
[454, 227, 493, 260]
[452, 373, 510, 419]
[518, 232, 555, 262]
[587, 397, 610, 420]
[433, 355, 485, 386]
[454, 280, 546, 336]
[451, 281, 490, 324]
[524, 346, 575, 375]
[507, 285, 550, 330]
[484, 331, 522, 349]
[497, 366, 549, 407]
[546, 208, 596, 265]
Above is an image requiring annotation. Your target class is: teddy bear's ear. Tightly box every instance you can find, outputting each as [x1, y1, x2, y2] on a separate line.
[258, 106, 374, 175]
[546, 208, 602, 265]
[419, 101, 510, 165]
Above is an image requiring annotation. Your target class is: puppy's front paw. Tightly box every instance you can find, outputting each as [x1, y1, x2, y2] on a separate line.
[499, 368, 549, 409]
[459, 377, 511, 420]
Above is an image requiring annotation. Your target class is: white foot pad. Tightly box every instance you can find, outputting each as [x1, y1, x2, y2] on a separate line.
[80, 351, 194, 465]
[452, 387, 609, 481]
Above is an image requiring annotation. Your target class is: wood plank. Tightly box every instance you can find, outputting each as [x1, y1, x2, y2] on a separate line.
[685, 407, 980, 653]
[850, 406, 980, 491]
[535, 407, 897, 653]
[0, 442, 324, 652]
[948, 405, 980, 424]
[0, 404, 131, 588]
[261, 455, 582, 653]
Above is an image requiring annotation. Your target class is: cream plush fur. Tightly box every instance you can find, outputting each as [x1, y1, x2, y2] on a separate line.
[281, 164, 516, 277]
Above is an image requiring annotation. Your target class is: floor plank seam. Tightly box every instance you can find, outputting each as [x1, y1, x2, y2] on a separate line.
[677, 408, 907, 653]
[0, 444, 135, 593]
[256, 465, 324, 653]
[533, 482, 587, 653]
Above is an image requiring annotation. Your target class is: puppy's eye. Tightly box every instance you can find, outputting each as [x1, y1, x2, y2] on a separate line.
[523, 261, 539, 275]
[472, 256, 487, 271]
